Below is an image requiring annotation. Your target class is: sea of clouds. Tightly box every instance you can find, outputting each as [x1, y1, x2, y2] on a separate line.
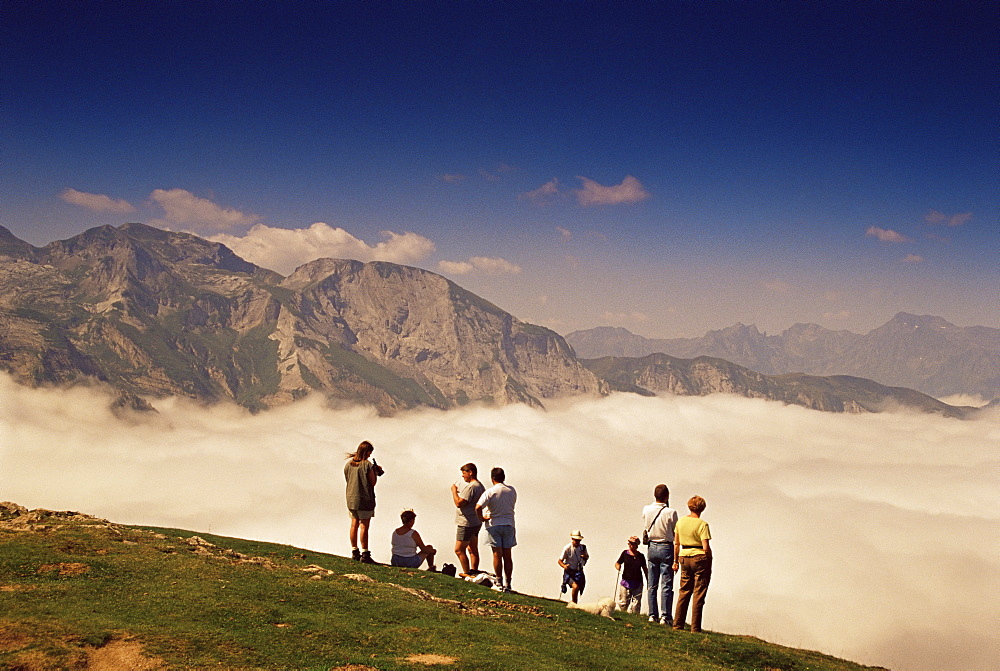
[2, 373, 997, 670]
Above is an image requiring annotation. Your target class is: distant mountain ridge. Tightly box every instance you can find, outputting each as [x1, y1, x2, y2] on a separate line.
[582, 353, 969, 418]
[0, 223, 975, 417]
[567, 315, 1000, 402]
[0, 223, 602, 412]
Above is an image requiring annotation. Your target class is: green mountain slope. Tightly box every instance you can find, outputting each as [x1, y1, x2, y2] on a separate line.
[0, 504, 883, 670]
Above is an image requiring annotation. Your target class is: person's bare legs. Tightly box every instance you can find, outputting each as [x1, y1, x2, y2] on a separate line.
[455, 540, 472, 575]
[468, 536, 480, 571]
[349, 518, 360, 549]
[501, 547, 513, 588]
[358, 518, 370, 550]
[491, 547, 507, 586]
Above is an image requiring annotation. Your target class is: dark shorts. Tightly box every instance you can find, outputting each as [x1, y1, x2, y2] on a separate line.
[456, 524, 482, 542]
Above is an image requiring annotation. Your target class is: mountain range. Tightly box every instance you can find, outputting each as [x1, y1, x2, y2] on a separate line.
[567, 315, 999, 402]
[0, 223, 981, 417]
[0, 223, 600, 413]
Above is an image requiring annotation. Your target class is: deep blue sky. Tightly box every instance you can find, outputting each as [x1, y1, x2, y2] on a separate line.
[3, 1, 997, 336]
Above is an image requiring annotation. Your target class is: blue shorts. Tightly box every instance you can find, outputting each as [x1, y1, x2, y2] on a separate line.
[485, 524, 516, 549]
[391, 554, 424, 568]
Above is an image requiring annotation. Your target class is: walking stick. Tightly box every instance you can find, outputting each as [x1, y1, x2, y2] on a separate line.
[614, 563, 623, 610]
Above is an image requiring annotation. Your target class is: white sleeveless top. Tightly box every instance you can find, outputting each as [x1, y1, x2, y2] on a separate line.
[391, 528, 418, 557]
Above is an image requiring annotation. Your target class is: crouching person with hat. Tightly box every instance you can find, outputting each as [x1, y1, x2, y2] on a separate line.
[390, 509, 437, 571]
[558, 530, 589, 603]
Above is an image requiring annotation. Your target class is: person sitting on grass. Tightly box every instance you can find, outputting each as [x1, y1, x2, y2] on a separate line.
[390, 509, 437, 571]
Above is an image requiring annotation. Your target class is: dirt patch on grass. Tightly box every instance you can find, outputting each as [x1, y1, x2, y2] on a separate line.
[330, 666, 378, 671]
[403, 653, 458, 665]
[87, 638, 165, 670]
[36, 562, 90, 576]
[0, 624, 32, 652]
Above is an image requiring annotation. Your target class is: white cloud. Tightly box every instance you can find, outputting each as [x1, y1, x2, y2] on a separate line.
[436, 260, 475, 275]
[937, 393, 990, 408]
[556, 226, 572, 241]
[2, 375, 997, 671]
[865, 226, 912, 243]
[902, 254, 924, 263]
[575, 175, 650, 207]
[208, 223, 435, 276]
[150, 188, 260, 231]
[437, 173, 466, 184]
[925, 210, 971, 227]
[520, 179, 561, 204]
[437, 256, 521, 276]
[59, 188, 136, 214]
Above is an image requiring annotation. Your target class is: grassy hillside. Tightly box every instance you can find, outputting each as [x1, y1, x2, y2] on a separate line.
[0, 505, 884, 670]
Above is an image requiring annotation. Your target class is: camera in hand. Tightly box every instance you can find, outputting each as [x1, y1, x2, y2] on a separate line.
[372, 458, 385, 476]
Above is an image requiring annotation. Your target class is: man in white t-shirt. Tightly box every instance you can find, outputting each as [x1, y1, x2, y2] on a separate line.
[557, 530, 589, 603]
[642, 483, 679, 625]
[475, 466, 517, 592]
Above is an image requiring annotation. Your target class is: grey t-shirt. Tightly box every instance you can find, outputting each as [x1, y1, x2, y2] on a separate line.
[345, 460, 375, 511]
[455, 479, 485, 526]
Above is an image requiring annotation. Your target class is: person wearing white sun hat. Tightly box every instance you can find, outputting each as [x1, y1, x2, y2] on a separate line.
[558, 529, 589, 603]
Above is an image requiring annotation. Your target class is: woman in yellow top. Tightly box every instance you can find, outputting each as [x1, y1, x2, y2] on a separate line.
[672, 495, 712, 632]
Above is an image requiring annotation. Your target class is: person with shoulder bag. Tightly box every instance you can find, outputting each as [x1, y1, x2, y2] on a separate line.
[641, 483, 679, 625]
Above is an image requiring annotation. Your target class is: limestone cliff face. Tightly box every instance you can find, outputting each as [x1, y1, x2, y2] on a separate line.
[268, 258, 603, 409]
[0, 223, 602, 412]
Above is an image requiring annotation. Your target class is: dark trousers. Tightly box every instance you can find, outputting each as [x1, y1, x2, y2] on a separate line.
[674, 554, 712, 632]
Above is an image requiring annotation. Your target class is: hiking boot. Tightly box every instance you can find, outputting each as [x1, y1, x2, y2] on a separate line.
[351, 549, 361, 561]
[660, 617, 672, 626]
[360, 551, 378, 565]
[648, 615, 658, 623]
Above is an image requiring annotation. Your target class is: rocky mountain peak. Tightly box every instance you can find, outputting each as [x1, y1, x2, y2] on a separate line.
[0, 225, 39, 258]
[0, 224, 602, 412]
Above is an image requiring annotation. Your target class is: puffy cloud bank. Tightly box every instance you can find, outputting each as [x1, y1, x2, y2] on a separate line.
[1, 374, 997, 670]
[151, 188, 260, 231]
[59, 188, 136, 214]
[207, 223, 436, 275]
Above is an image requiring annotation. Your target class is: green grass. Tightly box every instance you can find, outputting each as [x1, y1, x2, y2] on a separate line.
[0, 515, 883, 670]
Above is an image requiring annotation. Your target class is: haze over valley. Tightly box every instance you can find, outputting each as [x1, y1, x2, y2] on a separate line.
[3, 374, 997, 670]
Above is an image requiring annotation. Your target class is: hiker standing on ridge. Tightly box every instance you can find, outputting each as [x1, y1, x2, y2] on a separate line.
[615, 535, 647, 613]
[642, 483, 679, 625]
[345, 440, 382, 564]
[558, 530, 589, 603]
[476, 466, 517, 592]
[451, 462, 485, 578]
[673, 495, 713, 633]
